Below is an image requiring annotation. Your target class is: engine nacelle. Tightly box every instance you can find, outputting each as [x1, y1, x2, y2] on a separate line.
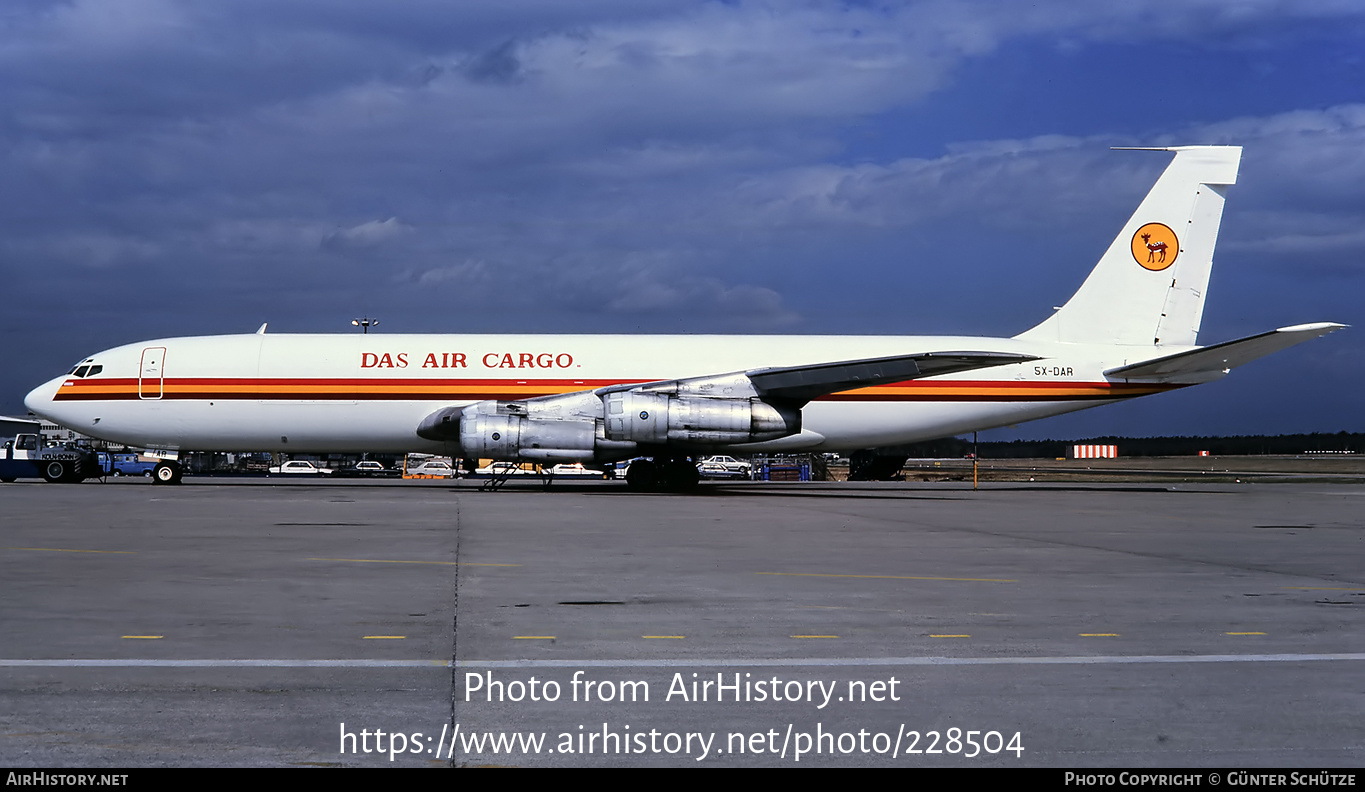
[602, 392, 799, 445]
[458, 406, 597, 462]
[419, 390, 800, 462]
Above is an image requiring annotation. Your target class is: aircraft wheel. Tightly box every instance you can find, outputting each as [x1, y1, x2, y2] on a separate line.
[625, 459, 657, 492]
[153, 462, 182, 485]
[661, 459, 700, 492]
[640, 458, 699, 492]
[848, 451, 908, 481]
[42, 461, 66, 483]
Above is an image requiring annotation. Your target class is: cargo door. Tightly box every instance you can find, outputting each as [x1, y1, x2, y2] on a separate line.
[139, 347, 166, 399]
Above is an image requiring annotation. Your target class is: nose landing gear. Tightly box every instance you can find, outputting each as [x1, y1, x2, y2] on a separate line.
[153, 461, 183, 485]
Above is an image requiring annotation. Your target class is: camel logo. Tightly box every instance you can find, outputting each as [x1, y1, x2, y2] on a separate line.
[1132, 222, 1179, 271]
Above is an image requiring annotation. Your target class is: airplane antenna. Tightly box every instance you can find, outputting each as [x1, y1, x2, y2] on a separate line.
[255, 323, 268, 335]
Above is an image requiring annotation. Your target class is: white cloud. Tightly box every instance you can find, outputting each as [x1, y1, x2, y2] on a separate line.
[415, 258, 493, 287]
[321, 217, 413, 251]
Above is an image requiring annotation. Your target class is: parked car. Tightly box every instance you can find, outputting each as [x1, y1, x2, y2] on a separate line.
[694, 461, 731, 478]
[333, 460, 400, 478]
[473, 461, 533, 477]
[699, 455, 752, 476]
[407, 459, 457, 477]
[268, 460, 333, 475]
[548, 463, 601, 477]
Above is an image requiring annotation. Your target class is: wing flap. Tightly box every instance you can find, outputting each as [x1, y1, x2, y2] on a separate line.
[1104, 323, 1345, 381]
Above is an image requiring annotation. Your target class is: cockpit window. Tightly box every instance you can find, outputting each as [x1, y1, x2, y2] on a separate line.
[67, 361, 101, 378]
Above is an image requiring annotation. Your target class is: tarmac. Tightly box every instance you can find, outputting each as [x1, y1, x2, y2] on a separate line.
[2, 476, 1362, 767]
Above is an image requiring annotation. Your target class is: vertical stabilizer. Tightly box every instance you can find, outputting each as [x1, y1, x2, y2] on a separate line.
[1017, 146, 1241, 347]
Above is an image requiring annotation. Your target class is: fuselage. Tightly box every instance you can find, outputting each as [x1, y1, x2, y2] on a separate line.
[24, 332, 1186, 455]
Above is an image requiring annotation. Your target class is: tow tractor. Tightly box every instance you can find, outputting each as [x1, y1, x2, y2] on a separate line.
[0, 418, 100, 484]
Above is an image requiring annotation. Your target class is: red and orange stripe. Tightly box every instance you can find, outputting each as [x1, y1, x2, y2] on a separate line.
[53, 377, 1180, 403]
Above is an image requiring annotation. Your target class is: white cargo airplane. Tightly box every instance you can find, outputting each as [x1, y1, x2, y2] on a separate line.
[23, 146, 1343, 488]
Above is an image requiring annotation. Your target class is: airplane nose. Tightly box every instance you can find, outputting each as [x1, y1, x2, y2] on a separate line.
[24, 376, 63, 421]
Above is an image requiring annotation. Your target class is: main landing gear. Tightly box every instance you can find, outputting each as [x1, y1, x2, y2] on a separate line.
[847, 451, 907, 482]
[625, 456, 700, 493]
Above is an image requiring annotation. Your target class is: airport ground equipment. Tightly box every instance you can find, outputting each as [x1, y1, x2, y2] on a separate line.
[0, 426, 100, 484]
[97, 451, 158, 477]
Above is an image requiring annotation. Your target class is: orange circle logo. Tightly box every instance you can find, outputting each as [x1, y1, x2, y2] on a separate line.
[1132, 223, 1179, 271]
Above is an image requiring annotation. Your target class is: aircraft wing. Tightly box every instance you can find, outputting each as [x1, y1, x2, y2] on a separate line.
[1104, 323, 1346, 381]
[742, 351, 1037, 403]
[417, 350, 1035, 441]
[598, 350, 1037, 405]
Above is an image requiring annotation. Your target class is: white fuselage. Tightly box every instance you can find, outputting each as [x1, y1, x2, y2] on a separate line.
[24, 332, 1184, 455]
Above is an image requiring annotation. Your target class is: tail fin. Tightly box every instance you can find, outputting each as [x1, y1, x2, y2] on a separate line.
[1017, 146, 1242, 347]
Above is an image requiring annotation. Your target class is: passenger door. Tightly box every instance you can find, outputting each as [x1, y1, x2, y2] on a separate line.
[139, 347, 166, 399]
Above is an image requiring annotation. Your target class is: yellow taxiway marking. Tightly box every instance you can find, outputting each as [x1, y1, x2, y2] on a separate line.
[121, 635, 163, 640]
[1080, 633, 1121, 637]
[308, 557, 519, 567]
[930, 634, 971, 638]
[7, 547, 134, 554]
[790, 635, 838, 639]
[759, 572, 1016, 583]
[643, 636, 685, 639]
[1226, 632, 1267, 636]
[363, 636, 406, 640]
[513, 636, 555, 640]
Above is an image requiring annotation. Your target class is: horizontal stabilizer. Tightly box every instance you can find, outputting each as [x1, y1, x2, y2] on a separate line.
[749, 351, 1036, 403]
[1104, 323, 1345, 381]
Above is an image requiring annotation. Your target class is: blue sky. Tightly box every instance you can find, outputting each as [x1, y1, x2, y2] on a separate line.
[2, 1, 1361, 440]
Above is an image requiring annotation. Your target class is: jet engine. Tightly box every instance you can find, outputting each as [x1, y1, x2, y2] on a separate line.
[458, 410, 598, 462]
[602, 392, 800, 445]
[417, 390, 802, 463]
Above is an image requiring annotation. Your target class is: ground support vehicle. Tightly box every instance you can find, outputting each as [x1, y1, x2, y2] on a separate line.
[757, 459, 812, 481]
[471, 460, 537, 490]
[1, 431, 100, 484]
[98, 451, 158, 477]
